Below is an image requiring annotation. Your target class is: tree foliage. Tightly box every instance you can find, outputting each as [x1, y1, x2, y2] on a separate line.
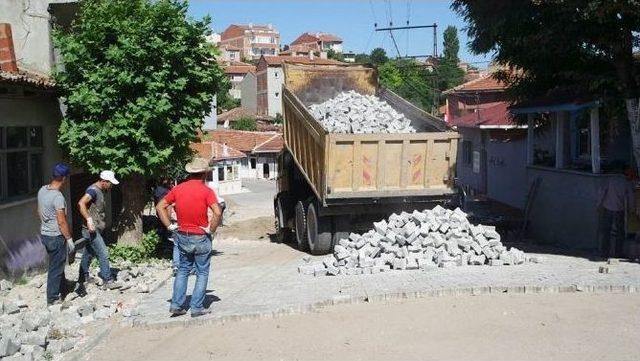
[231, 116, 258, 131]
[327, 49, 344, 62]
[437, 26, 465, 91]
[370, 47, 389, 65]
[451, 0, 640, 102]
[53, 0, 227, 178]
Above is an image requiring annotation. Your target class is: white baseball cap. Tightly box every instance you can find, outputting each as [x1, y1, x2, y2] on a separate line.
[99, 170, 120, 185]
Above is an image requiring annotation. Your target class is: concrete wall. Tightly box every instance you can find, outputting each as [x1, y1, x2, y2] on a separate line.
[267, 67, 284, 117]
[0, 0, 56, 74]
[0, 94, 67, 270]
[239, 154, 278, 179]
[202, 94, 218, 131]
[240, 72, 257, 113]
[486, 130, 528, 209]
[456, 128, 528, 209]
[527, 167, 617, 251]
[456, 128, 483, 193]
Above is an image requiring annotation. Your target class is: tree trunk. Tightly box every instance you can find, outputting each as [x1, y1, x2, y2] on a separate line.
[115, 174, 147, 246]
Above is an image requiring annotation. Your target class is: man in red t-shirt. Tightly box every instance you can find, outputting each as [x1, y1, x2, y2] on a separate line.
[157, 158, 222, 318]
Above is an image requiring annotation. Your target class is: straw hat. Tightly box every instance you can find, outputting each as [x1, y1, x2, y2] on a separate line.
[185, 157, 211, 173]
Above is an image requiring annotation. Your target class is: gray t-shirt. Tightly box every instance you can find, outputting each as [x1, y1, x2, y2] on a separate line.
[37, 185, 66, 237]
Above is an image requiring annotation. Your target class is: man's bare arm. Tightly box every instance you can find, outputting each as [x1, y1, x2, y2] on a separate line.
[209, 203, 222, 233]
[56, 209, 72, 240]
[156, 199, 172, 229]
[78, 194, 95, 232]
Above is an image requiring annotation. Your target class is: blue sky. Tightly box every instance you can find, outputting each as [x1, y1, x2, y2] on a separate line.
[187, 0, 493, 67]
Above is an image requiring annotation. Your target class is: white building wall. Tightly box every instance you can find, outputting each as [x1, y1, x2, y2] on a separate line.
[0, 96, 67, 252]
[0, 0, 57, 74]
[267, 67, 284, 117]
[240, 73, 257, 113]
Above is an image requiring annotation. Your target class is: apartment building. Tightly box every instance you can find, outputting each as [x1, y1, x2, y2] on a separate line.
[220, 24, 280, 60]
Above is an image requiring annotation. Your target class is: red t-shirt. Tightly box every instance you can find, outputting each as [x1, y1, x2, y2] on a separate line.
[163, 180, 218, 234]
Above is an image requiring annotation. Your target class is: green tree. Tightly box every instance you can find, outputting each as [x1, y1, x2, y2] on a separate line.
[231, 116, 258, 131]
[327, 49, 344, 62]
[370, 47, 389, 65]
[437, 26, 465, 92]
[379, 59, 437, 111]
[442, 25, 460, 63]
[54, 0, 227, 245]
[452, 0, 640, 170]
[354, 52, 371, 64]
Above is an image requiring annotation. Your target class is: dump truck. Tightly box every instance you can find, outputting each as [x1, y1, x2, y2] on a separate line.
[274, 63, 461, 254]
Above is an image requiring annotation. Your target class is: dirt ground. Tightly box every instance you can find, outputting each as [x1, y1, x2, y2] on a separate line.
[86, 292, 640, 361]
[216, 216, 274, 241]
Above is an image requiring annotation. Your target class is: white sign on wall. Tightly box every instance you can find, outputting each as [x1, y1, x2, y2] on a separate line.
[472, 151, 480, 174]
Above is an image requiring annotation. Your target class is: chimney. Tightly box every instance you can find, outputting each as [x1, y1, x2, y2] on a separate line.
[0, 23, 18, 73]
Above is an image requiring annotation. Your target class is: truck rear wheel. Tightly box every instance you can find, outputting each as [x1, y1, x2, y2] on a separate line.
[274, 195, 292, 243]
[306, 203, 333, 255]
[294, 201, 309, 251]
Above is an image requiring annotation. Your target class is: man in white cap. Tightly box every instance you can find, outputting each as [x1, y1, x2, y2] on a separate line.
[157, 158, 222, 317]
[76, 170, 120, 294]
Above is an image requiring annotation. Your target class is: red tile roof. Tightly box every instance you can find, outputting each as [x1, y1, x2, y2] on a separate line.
[253, 133, 284, 153]
[261, 55, 343, 66]
[223, 62, 256, 75]
[191, 141, 246, 162]
[205, 129, 283, 154]
[0, 69, 54, 88]
[450, 102, 521, 129]
[217, 107, 256, 124]
[444, 74, 506, 94]
[291, 32, 342, 45]
[221, 24, 277, 40]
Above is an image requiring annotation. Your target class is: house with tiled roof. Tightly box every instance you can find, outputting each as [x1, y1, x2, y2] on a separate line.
[0, 1, 83, 273]
[444, 73, 528, 210]
[291, 32, 343, 53]
[191, 140, 246, 195]
[256, 54, 344, 117]
[220, 24, 280, 60]
[205, 129, 283, 179]
[220, 61, 256, 99]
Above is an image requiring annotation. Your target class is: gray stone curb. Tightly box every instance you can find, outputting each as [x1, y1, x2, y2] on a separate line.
[59, 270, 172, 361]
[130, 283, 640, 330]
[60, 325, 112, 361]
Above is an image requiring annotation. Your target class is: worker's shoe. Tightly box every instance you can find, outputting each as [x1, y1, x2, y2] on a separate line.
[170, 308, 187, 317]
[190, 309, 211, 318]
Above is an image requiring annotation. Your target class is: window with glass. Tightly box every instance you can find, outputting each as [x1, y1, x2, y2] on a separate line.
[0, 126, 44, 202]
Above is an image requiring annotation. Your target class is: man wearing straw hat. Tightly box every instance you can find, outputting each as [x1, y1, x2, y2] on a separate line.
[156, 157, 222, 317]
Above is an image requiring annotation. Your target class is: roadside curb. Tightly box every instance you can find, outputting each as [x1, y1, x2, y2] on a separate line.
[61, 325, 112, 361]
[130, 283, 640, 330]
[60, 270, 173, 361]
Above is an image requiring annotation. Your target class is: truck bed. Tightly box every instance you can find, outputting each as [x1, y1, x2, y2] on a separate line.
[282, 63, 460, 207]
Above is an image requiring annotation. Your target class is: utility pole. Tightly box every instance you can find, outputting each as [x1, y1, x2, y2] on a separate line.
[374, 23, 438, 58]
[375, 22, 439, 115]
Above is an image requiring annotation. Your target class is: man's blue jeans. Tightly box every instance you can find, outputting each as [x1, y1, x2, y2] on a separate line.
[40, 235, 67, 304]
[79, 229, 112, 283]
[171, 232, 212, 312]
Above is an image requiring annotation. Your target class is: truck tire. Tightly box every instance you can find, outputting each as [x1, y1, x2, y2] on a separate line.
[294, 201, 309, 251]
[274, 195, 292, 243]
[306, 203, 333, 255]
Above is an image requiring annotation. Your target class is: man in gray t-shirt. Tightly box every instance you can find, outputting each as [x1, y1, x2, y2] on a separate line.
[37, 163, 74, 305]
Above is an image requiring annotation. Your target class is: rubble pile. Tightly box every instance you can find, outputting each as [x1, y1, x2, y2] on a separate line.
[0, 260, 171, 360]
[299, 205, 527, 276]
[309, 91, 417, 134]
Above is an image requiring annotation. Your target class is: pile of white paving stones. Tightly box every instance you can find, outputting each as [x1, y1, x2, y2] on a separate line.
[299, 205, 527, 276]
[308, 91, 417, 134]
[0, 260, 171, 360]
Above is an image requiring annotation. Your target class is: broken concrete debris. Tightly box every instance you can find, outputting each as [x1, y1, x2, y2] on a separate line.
[309, 91, 417, 134]
[301, 205, 527, 276]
